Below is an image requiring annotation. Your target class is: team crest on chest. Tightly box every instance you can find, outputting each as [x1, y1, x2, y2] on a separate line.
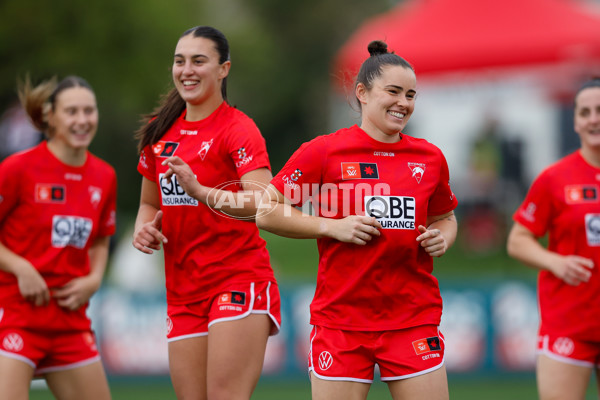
[408, 163, 426, 183]
[198, 139, 214, 160]
[88, 186, 102, 208]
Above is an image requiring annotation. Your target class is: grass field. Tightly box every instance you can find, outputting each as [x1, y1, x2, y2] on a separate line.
[29, 374, 599, 399]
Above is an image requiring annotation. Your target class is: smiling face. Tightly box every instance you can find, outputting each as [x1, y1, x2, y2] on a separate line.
[574, 87, 600, 151]
[47, 86, 98, 151]
[356, 64, 417, 143]
[172, 34, 230, 108]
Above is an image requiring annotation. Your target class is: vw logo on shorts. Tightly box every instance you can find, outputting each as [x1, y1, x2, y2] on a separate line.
[3, 333, 24, 352]
[553, 337, 575, 356]
[318, 351, 333, 370]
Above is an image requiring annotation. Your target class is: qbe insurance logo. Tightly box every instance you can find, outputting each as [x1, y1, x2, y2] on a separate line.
[585, 213, 600, 246]
[364, 195, 416, 229]
[159, 173, 198, 207]
[207, 180, 274, 221]
[52, 215, 93, 249]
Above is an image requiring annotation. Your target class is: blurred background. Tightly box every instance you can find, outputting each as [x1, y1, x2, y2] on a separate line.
[2, 0, 600, 398]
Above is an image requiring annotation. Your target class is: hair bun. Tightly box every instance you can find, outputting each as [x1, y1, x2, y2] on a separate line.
[367, 40, 389, 57]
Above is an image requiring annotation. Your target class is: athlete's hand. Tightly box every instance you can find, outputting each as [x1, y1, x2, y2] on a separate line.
[162, 156, 203, 200]
[417, 225, 448, 257]
[326, 216, 382, 245]
[549, 255, 594, 286]
[53, 275, 100, 311]
[15, 262, 50, 306]
[133, 210, 168, 254]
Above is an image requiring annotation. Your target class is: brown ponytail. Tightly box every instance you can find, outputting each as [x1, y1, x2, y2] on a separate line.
[17, 75, 93, 137]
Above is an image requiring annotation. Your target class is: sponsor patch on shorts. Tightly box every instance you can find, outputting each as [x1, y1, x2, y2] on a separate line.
[412, 336, 441, 355]
[218, 291, 246, 306]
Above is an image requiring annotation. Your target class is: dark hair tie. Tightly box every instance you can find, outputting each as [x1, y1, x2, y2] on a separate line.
[367, 40, 389, 57]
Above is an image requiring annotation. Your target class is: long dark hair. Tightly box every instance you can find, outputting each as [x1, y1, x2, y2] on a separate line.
[354, 40, 414, 110]
[135, 26, 230, 153]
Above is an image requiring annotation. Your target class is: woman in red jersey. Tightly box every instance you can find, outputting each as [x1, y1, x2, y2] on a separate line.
[0, 76, 116, 400]
[257, 41, 457, 400]
[132, 26, 281, 400]
[507, 78, 600, 400]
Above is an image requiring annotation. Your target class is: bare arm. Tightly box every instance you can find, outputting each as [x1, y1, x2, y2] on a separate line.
[256, 184, 382, 245]
[53, 236, 110, 310]
[132, 177, 168, 254]
[507, 222, 593, 286]
[162, 156, 272, 220]
[0, 240, 49, 306]
[416, 211, 457, 257]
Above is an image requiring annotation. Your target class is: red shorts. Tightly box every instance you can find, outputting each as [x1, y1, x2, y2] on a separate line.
[308, 324, 445, 382]
[166, 280, 281, 341]
[0, 327, 100, 375]
[538, 330, 600, 367]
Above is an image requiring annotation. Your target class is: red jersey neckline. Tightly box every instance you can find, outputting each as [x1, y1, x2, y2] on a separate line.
[352, 124, 406, 148]
[41, 140, 90, 171]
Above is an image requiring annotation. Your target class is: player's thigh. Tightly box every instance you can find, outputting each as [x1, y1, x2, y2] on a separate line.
[387, 364, 449, 400]
[537, 354, 592, 400]
[168, 335, 208, 400]
[207, 314, 270, 390]
[310, 371, 370, 400]
[44, 360, 110, 400]
[0, 354, 35, 400]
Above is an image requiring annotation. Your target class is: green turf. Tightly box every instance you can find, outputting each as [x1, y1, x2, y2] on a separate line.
[28, 375, 599, 399]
